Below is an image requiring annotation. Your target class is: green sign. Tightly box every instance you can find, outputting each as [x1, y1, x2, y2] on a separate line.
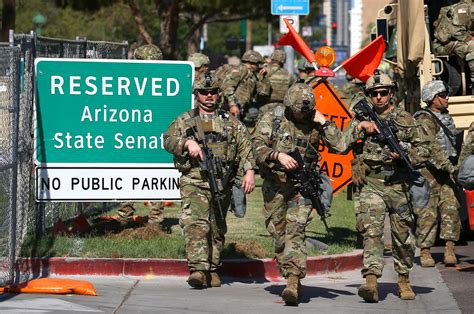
[35, 58, 193, 165]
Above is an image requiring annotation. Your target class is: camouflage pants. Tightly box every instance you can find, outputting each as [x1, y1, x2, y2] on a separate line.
[117, 201, 165, 224]
[414, 174, 461, 248]
[434, 40, 474, 81]
[179, 181, 230, 272]
[262, 180, 311, 279]
[356, 177, 415, 278]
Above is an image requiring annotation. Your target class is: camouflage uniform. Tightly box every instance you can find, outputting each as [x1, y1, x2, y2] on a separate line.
[117, 201, 165, 224]
[346, 105, 430, 277]
[252, 84, 346, 280]
[117, 43, 165, 224]
[433, 1, 474, 92]
[412, 81, 461, 265]
[458, 121, 474, 166]
[188, 53, 210, 78]
[258, 50, 296, 116]
[220, 50, 270, 118]
[345, 71, 432, 302]
[163, 73, 255, 276]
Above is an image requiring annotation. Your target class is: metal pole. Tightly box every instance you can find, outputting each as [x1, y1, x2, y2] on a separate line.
[8, 46, 21, 284]
[284, 45, 295, 75]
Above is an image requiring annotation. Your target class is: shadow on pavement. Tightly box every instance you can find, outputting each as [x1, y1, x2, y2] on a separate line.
[347, 283, 434, 301]
[264, 283, 355, 304]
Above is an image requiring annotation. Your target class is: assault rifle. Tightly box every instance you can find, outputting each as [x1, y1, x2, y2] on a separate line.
[353, 99, 415, 172]
[194, 116, 225, 219]
[287, 150, 330, 233]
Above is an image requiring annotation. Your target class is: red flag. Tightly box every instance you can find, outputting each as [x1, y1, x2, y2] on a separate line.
[340, 35, 386, 82]
[277, 18, 316, 63]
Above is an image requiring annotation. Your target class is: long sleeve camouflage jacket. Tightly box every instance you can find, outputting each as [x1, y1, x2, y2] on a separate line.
[344, 104, 431, 174]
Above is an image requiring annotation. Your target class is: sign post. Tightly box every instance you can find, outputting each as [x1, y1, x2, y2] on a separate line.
[35, 58, 193, 201]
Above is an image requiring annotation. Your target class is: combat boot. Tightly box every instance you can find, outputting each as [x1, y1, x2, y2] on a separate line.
[187, 271, 208, 289]
[281, 274, 300, 305]
[420, 247, 435, 267]
[443, 241, 458, 266]
[210, 272, 221, 287]
[358, 274, 378, 303]
[397, 274, 415, 300]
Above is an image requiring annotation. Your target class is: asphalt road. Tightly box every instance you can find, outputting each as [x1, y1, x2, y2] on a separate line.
[433, 239, 474, 314]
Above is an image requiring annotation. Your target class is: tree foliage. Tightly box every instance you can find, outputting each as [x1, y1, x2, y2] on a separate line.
[6, 0, 317, 60]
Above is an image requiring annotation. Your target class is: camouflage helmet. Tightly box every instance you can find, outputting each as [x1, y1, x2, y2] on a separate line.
[421, 80, 450, 102]
[365, 70, 395, 91]
[193, 72, 220, 92]
[270, 49, 286, 64]
[188, 52, 210, 68]
[133, 44, 163, 60]
[297, 59, 307, 71]
[284, 83, 316, 112]
[241, 50, 263, 64]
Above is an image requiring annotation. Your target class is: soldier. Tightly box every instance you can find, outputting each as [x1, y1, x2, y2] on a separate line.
[188, 52, 210, 79]
[344, 70, 431, 302]
[257, 49, 296, 117]
[433, 0, 474, 93]
[116, 44, 165, 226]
[413, 80, 462, 267]
[296, 59, 310, 81]
[252, 83, 347, 305]
[163, 72, 256, 288]
[458, 121, 474, 166]
[132, 43, 163, 60]
[220, 50, 270, 119]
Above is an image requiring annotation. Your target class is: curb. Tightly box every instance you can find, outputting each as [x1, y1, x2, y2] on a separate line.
[17, 250, 362, 281]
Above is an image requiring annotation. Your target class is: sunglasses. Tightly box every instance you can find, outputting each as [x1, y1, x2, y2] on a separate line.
[369, 90, 390, 97]
[197, 89, 219, 95]
[437, 92, 449, 99]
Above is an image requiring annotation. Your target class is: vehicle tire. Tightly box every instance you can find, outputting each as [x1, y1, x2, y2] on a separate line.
[440, 60, 462, 96]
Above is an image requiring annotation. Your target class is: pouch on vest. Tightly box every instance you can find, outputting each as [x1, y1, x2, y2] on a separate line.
[458, 154, 474, 190]
[230, 178, 247, 218]
[408, 170, 431, 208]
[319, 172, 334, 214]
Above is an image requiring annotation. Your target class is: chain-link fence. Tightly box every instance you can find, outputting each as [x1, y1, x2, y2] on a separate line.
[0, 32, 129, 286]
[0, 45, 22, 286]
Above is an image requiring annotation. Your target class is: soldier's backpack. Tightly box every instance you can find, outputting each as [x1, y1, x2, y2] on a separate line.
[458, 154, 474, 190]
[214, 63, 237, 85]
[434, 7, 454, 44]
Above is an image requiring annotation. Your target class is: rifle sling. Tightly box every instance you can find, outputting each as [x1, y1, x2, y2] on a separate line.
[419, 109, 457, 150]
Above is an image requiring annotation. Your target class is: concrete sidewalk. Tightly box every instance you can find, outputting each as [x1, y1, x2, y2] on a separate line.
[0, 256, 460, 313]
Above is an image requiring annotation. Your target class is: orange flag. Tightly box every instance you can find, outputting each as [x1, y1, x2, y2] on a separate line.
[277, 18, 316, 64]
[340, 35, 386, 82]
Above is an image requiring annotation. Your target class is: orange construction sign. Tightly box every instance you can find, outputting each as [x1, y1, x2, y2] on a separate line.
[312, 80, 354, 194]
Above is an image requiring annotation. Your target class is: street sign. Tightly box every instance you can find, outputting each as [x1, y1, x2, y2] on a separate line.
[36, 167, 181, 201]
[279, 15, 300, 34]
[312, 80, 354, 194]
[34, 58, 194, 201]
[271, 0, 310, 15]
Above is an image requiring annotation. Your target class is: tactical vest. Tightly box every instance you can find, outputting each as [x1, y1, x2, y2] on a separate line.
[267, 65, 292, 102]
[233, 67, 256, 106]
[178, 110, 238, 177]
[431, 111, 458, 159]
[269, 108, 321, 177]
[414, 109, 458, 160]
